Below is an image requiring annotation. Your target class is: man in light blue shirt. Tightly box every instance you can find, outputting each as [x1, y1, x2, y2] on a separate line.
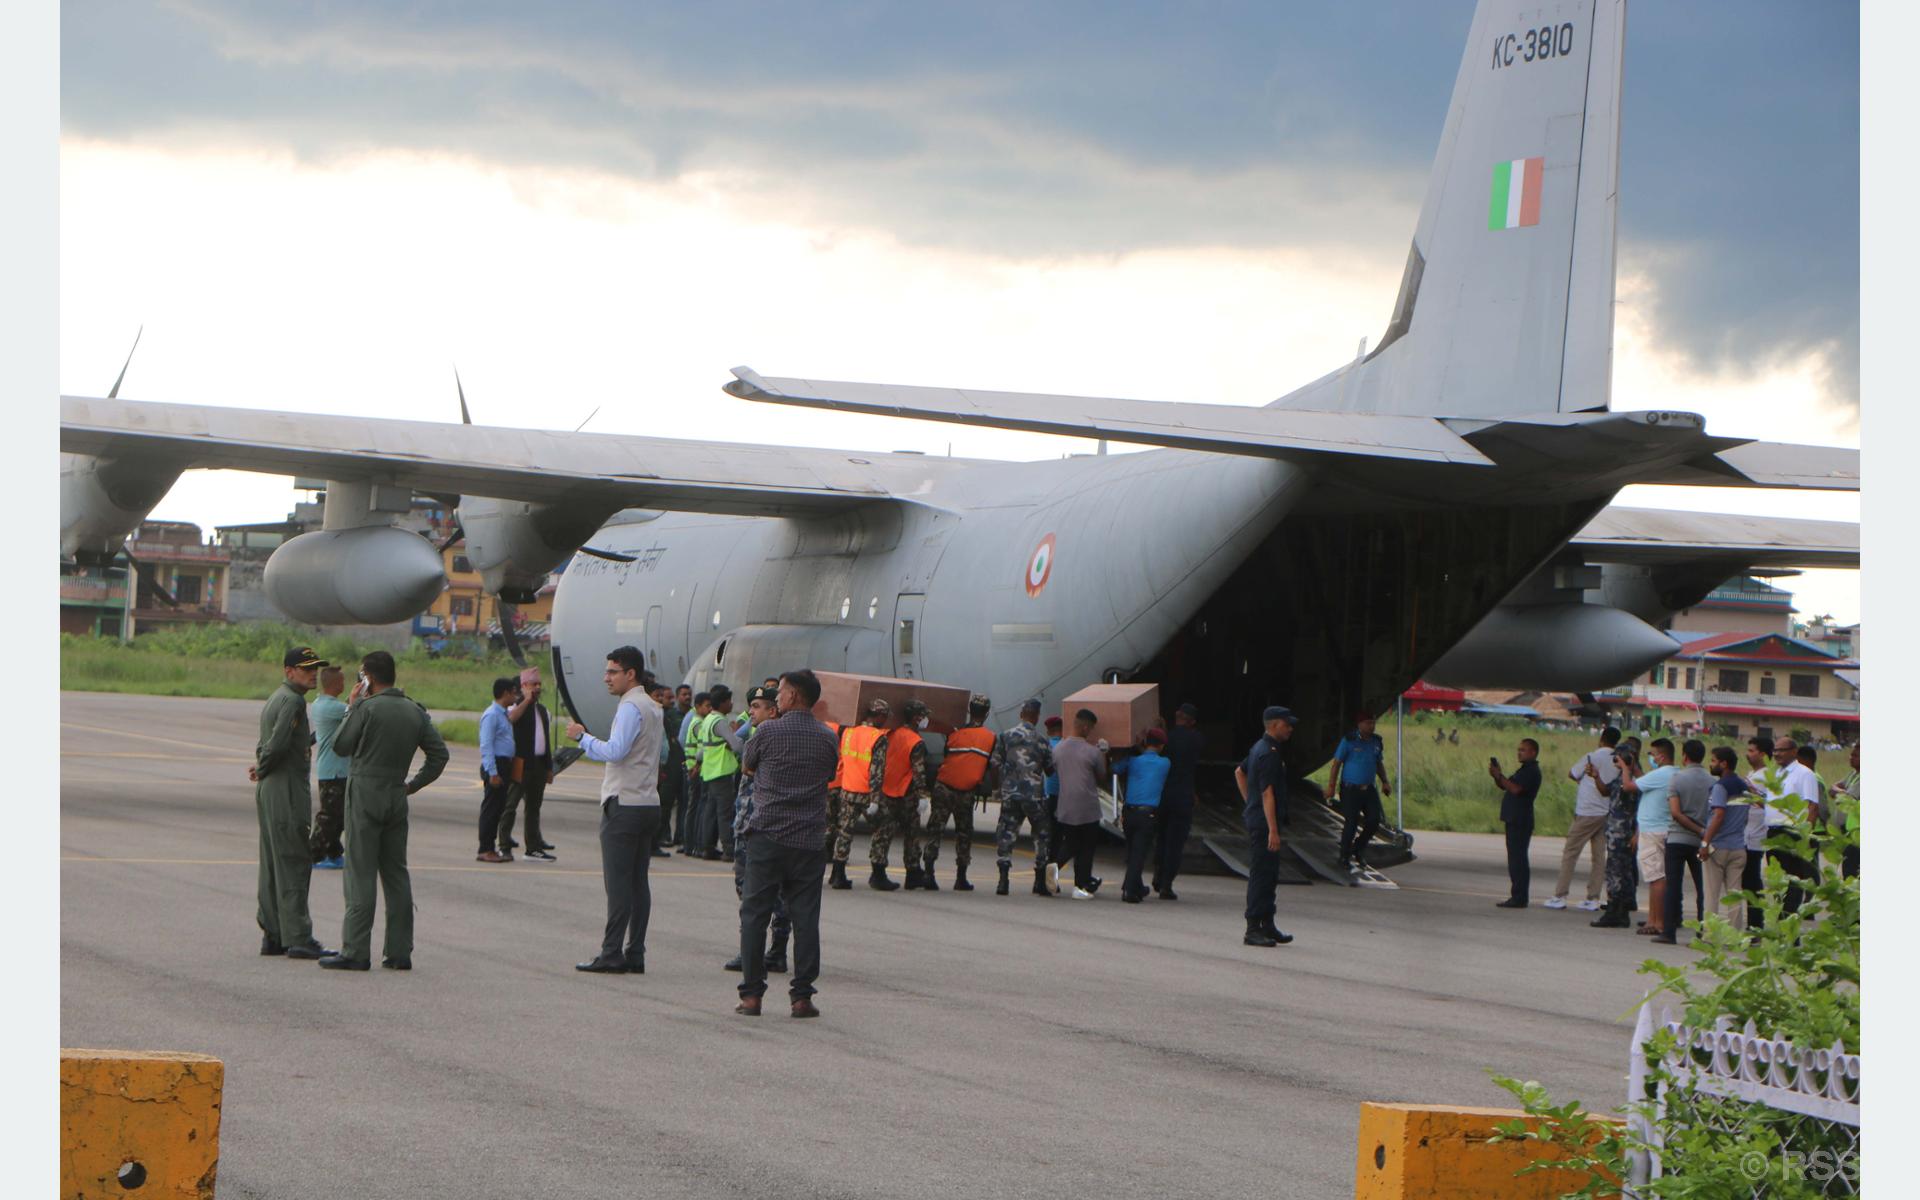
[1623, 737, 1677, 936]
[309, 666, 351, 869]
[476, 677, 520, 863]
[1112, 730, 1172, 903]
[1328, 713, 1391, 875]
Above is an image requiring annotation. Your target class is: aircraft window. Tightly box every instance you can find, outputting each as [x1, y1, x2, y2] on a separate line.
[839, 597, 851, 620]
[711, 610, 721, 629]
[898, 619, 915, 655]
[868, 597, 879, 619]
[715, 639, 728, 668]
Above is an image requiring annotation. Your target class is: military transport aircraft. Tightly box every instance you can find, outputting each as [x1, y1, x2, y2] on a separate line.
[60, 0, 1857, 876]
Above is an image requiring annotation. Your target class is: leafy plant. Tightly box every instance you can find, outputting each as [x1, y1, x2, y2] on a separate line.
[1490, 764, 1859, 1196]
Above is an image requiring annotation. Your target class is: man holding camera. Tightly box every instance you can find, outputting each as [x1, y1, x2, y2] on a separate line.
[1489, 739, 1542, 909]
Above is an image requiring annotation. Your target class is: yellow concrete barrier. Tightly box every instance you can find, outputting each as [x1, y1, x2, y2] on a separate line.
[1355, 1102, 1621, 1199]
[60, 1048, 223, 1199]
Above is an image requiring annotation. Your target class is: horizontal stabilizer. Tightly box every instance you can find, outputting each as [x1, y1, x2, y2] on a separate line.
[1571, 507, 1859, 568]
[725, 368, 1493, 466]
[1639, 441, 1860, 491]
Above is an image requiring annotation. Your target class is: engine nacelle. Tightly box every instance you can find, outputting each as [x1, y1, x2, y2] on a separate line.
[1425, 603, 1679, 692]
[460, 497, 615, 602]
[263, 527, 446, 625]
[60, 453, 182, 562]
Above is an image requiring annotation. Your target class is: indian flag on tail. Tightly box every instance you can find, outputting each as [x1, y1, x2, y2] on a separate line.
[1488, 156, 1544, 230]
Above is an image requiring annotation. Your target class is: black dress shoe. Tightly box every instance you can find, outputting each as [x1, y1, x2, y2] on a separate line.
[575, 956, 628, 974]
[1650, 933, 1678, 945]
[724, 955, 743, 972]
[651, 848, 672, 858]
[381, 957, 412, 970]
[624, 953, 645, 974]
[260, 935, 286, 956]
[318, 954, 370, 971]
[765, 954, 789, 974]
[1495, 898, 1529, 909]
[285, 940, 332, 960]
[1158, 888, 1179, 901]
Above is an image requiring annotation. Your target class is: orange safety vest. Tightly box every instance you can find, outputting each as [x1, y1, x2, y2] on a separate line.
[936, 726, 996, 792]
[880, 726, 924, 798]
[836, 725, 882, 794]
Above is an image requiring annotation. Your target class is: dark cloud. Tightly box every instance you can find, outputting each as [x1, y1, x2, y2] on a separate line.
[62, 0, 1857, 406]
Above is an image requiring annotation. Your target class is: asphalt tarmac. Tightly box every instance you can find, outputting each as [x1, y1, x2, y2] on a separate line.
[62, 691, 1673, 1198]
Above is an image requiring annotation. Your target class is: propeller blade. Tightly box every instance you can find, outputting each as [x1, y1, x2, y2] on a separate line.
[107, 326, 144, 399]
[497, 598, 527, 667]
[435, 521, 465, 554]
[577, 546, 637, 563]
[455, 367, 473, 425]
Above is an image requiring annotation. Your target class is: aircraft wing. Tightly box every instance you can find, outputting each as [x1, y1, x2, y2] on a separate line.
[723, 368, 1495, 466]
[59, 395, 961, 517]
[1570, 507, 1859, 569]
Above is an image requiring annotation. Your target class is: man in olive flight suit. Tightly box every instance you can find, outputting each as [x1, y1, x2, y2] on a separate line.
[320, 650, 449, 971]
[252, 646, 333, 959]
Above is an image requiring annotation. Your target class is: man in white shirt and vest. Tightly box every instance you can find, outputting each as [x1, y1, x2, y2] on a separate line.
[566, 645, 663, 975]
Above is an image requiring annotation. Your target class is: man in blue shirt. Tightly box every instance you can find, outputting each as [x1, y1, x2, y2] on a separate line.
[1236, 706, 1298, 947]
[1622, 737, 1677, 935]
[476, 677, 519, 863]
[1328, 712, 1391, 876]
[1152, 703, 1205, 900]
[309, 666, 351, 869]
[1489, 739, 1543, 908]
[1042, 715, 1064, 821]
[1112, 729, 1172, 903]
[1700, 745, 1752, 930]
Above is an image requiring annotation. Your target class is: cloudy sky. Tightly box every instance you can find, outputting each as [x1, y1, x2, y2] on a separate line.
[59, 0, 1860, 620]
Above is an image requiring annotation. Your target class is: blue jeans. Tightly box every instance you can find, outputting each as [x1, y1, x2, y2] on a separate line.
[1244, 811, 1281, 923]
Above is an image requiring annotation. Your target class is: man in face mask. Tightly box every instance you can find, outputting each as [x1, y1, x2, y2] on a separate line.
[866, 699, 931, 891]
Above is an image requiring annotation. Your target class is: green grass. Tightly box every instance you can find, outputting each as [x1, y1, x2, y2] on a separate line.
[1311, 712, 1852, 837]
[60, 623, 548, 716]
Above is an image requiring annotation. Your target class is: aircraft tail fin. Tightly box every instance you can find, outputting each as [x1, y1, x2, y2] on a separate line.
[1279, 0, 1624, 418]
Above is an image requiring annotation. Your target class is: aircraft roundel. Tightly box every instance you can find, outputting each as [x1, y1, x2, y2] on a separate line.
[1024, 533, 1056, 597]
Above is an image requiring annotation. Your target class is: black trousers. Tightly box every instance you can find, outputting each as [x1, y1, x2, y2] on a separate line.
[1742, 848, 1765, 930]
[501, 760, 549, 852]
[1662, 842, 1704, 934]
[1121, 805, 1158, 898]
[1503, 820, 1533, 903]
[599, 802, 661, 961]
[1052, 819, 1099, 890]
[1772, 831, 1818, 915]
[1244, 811, 1281, 923]
[310, 777, 347, 860]
[738, 837, 824, 1001]
[478, 769, 512, 853]
[1339, 784, 1384, 865]
[683, 774, 707, 852]
[1153, 797, 1192, 892]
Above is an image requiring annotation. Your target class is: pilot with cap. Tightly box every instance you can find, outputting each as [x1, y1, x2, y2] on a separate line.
[1236, 705, 1298, 948]
[248, 645, 332, 960]
[920, 694, 998, 892]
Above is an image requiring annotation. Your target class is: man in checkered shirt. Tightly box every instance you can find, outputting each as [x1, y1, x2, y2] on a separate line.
[735, 669, 840, 1018]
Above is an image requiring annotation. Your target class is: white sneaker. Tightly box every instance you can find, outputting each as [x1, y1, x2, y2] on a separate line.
[1576, 898, 1602, 911]
[1544, 897, 1568, 910]
[1046, 863, 1060, 894]
[1070, 887, 1095, 900]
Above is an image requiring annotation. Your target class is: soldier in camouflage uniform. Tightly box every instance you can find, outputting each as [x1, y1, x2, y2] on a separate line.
[827, 701, 888, 888]
[1591, 738, 1640, 928]
[867, 699, 931, 890]
[991, 698, 1056, 896]
[920, 694, 998, 892]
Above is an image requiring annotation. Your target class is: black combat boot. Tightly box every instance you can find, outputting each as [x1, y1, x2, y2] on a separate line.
[1590, 896, 1630, 928]
[766, 929, 790, 974]
[919, 861, 941, 891]
[1032, 867, 1053, 896]
[903, 864, 926, 890]
[952, 864, 974, 892]
[869, 864, 900, 891]
[995, 863, 1010, 895]
[828, 861, 852, 890]
[1259, 917, 1295, 945]
[1243, 921, 1278, 948]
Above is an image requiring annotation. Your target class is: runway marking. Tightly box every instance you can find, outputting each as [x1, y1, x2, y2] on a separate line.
[61, 855, 733, 879]
[62, 721, 246, 755]
[63, 751, 253, 764]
